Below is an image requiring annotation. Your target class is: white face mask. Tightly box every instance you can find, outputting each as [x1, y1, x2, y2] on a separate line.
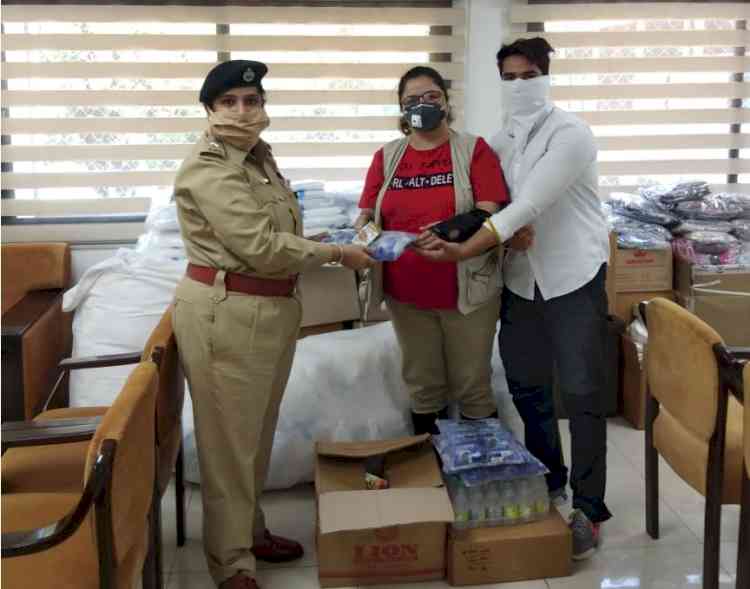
[501, 76, 551, 119]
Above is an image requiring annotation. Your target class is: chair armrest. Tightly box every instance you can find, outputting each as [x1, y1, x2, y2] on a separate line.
[1, 416, 101, 454]
[59, 352, 141, 371]
[715, 344, 745, 405]
[727, 347, 750, 361]
[2, 440, 114, 557]
[40, 352, 141, 414]
[1, 290, 62, 338]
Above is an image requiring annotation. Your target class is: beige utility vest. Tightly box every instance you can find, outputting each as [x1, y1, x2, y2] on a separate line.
[365, 130, 502, 317]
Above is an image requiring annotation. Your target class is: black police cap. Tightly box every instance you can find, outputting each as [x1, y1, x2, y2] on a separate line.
[199, 60, 268, 106]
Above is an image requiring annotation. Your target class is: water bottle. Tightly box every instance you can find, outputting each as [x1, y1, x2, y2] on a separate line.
[531, 476, 550, 517]
[500, 480, 520, 524]
[469, 484, 487, 526]
[517, 478, 534, 522]
[453, 479, 471, 527]
[485, 481, 503, 523]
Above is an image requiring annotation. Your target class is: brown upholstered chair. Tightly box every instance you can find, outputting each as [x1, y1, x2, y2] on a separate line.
[736, 363, 749, 589]
[643, 298, 745, 589]
[1, 242, 72, 421]
[1, 305, 186, 587]
[1, 360, 158, 589]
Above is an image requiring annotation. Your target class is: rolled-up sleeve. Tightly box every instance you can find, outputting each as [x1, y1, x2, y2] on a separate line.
[179, 155, 330, 275]
[488, 123, 596, 242]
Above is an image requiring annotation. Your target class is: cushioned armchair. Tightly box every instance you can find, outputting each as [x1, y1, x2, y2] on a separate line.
[643, 298, 746, 589]
[2, 306, 186, 589]
[1, 360, 158, 589]
[1, 242, 72, 421]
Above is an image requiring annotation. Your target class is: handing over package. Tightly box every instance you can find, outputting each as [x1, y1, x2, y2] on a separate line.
[326, 222, 418, 262]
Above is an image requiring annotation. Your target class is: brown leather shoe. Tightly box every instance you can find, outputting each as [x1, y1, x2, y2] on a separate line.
[251, 529, 304, 563]
[219, 573, 259, 589]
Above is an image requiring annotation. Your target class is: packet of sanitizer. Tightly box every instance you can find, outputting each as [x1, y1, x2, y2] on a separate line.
[352, 221, 381, 247]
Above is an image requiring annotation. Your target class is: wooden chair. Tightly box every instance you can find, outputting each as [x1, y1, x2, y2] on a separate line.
[1, 242, 72, 421]
[643, 298, 746, 589]
[736, 362, 749, 589]
[2, 306, 185, 588]
[1, 361, 158, 588]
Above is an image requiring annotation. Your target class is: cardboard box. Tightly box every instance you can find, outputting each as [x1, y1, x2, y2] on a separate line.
[674, 259, 750, 347]
[614, 290, 674, 323]
[446, 509, 572, 586]
[315, 435, 454, 587]
[615, 247, 673, 293]
[299, 265, 361, 327]
[621, 334, 648, 430]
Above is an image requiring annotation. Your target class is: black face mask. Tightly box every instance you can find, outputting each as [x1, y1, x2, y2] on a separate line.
[404, 103, 446, 132]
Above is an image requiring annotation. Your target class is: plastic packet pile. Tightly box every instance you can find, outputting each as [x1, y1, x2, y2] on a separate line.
[292, 180, 362, 237]
[602, 200, 672, 250]
[661, 190, 750, 267]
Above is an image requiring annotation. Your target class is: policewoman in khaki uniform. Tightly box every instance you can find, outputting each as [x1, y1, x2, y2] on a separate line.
[172, 60, 374, 589]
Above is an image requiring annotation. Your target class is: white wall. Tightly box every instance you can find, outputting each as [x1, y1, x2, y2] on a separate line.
[458, 0, 513, 141]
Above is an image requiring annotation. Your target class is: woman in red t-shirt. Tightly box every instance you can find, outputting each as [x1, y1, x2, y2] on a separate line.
[356, 66, 510, 435]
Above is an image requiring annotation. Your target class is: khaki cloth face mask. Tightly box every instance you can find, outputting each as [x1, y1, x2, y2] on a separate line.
[207, 108, 270, 152]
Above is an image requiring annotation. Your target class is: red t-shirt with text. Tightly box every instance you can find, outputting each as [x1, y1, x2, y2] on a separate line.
[359, 137, 509, 309]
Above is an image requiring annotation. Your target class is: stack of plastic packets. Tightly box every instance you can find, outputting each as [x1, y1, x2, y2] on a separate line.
[433, 419, 550, 530]
[291, 180, 360, 238]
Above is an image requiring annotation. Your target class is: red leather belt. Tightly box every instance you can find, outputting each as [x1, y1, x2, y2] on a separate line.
[186, 263, 297, 297]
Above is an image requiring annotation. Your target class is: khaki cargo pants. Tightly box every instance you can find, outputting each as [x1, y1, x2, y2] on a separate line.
[173, 273, 302, 586]
[386, 296, 500, 419]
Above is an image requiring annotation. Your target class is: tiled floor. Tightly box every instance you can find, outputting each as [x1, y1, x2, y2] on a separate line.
[161, 418, 742, 588]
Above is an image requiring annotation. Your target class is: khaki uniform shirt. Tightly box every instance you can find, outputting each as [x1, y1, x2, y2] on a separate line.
[173, 133, 330, 280]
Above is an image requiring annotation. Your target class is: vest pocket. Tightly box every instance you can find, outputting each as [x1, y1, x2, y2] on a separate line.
[463, 250, 500, 307]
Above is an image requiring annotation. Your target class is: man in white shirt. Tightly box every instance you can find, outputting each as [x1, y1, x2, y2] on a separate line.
[417, 37, 611, 560]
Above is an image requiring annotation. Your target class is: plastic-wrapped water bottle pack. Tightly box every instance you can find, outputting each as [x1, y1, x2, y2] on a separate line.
[447, 475, 551, 529]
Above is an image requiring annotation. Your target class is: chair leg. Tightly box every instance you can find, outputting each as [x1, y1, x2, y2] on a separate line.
[702, 478, 722, 589]
[737, 471, 749, 589]
[645, 393, 660, 539]
[175, 441, 186, 547]
[143, 480, 164, 589]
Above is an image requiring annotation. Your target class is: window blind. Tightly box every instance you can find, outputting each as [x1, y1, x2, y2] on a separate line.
[1, 3, 465, 240]
[510, 1, 749, 196]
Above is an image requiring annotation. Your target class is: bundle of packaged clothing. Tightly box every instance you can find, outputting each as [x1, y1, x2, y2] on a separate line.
[291, 180, 361, 238]
[604, 181, 750, 268]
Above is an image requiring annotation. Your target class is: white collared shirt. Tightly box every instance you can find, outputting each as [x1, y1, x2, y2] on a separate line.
[487, 107, 609, 301]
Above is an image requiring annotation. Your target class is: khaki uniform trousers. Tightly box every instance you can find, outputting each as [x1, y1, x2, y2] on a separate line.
[173, 273, 301, 585]
[386, 295, 501, 419]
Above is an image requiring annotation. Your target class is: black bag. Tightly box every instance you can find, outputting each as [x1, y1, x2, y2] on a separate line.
[430, 209, 492, 243]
